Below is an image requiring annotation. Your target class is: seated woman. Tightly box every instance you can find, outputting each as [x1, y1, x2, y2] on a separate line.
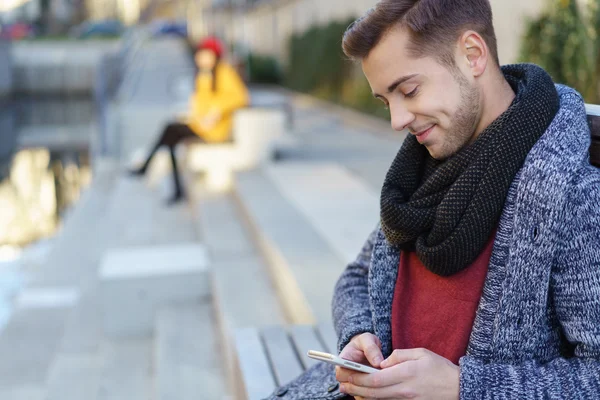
[130, 36, 249, 204]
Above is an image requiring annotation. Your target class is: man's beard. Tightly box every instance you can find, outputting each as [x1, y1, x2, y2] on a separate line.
[433, 73, 482, 160]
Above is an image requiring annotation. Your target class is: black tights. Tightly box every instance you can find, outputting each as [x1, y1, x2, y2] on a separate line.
[139, 122, 202, 195]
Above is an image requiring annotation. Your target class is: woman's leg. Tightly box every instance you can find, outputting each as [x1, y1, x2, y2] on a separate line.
[131, 122, 189, 175]
[165, 124, 198, 203]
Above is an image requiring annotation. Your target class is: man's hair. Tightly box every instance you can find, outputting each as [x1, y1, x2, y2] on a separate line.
[342, 0, 499, 68]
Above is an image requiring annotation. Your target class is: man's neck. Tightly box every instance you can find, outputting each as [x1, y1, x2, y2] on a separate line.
[474, 73, 516, 139]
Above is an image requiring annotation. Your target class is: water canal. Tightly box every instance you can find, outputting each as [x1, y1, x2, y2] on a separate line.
[0, 94, 96, 330]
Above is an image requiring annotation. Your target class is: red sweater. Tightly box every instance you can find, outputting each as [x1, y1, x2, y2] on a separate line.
[390, 234, 496, 365]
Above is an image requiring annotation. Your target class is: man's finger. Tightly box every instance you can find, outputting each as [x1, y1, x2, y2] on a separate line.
[348, 363, 414, 388]
[340, 382, 403, 399]
[339, 343, 367, 363]
[335, 366, 352, 383]
[381, 348, 428, 368]
[357, 336, 384, 367]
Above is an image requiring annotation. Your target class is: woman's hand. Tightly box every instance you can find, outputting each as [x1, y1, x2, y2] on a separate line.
[199, 107, 222, 131]
[336, 348, 460, 400]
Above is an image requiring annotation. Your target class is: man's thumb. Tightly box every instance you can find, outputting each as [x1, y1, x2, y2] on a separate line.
[381, 348, 427, 368]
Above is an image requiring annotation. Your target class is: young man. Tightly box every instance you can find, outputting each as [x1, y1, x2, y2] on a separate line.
[266, 0, 600, 399]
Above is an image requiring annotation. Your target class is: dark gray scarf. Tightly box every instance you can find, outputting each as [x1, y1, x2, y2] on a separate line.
[380, 64, 559, 277]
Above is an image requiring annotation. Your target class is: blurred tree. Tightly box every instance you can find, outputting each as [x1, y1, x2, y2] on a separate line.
[520, 0, 597, 102]
[247, 53, 283, 84]
[589, 0, 600, 101]
[38, 0, 51, 34]
[286, 18, 389, 119]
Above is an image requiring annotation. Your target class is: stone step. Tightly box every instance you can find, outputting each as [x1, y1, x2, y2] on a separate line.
[193, 189, 285, 327]
[192, 187, 285, 389]
[233, 168, 344, 325]
[284, 92, 402, 193]
[99, 243, 210, 338]
[154, 302, 228, 400]
[44, 353, 104, 400]
[104, 176, 197, 249]
[26, 169, 115, 288]
[0, 307, 70, 390]
[96, 338, 153, 400]
[0, 385, 45, 400]
[57, 279, 103, 354]
[264, 162, 379, 265]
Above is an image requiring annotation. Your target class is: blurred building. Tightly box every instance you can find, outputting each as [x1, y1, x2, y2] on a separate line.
[194, 0, 547, 66]
[0, 0, 40, 24]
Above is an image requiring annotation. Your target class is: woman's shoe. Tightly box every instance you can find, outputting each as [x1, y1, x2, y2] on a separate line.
[165, 190, 186, 206]
[128, 167, 147, 177]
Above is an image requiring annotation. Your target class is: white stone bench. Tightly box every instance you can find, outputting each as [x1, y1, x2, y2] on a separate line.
[184, 107, 286, 192]
[233, 323, 339, 400]
[99, 243, 210, 338]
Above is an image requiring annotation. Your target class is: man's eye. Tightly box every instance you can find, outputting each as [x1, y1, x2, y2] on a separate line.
[405, 87, 419, 98]
[378, 99, 389, 109]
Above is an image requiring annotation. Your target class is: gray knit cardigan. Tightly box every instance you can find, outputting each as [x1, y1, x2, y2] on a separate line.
[267, 85, 600, 399]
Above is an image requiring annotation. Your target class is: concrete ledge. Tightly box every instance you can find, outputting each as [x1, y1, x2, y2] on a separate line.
[234, 169, 343, 325]
[192, 188, 286, 392]
[99, 244, 211, 338]
[11, 41, 118, 95]
[264, 162, 378, 265]
[154, 303, 227, 399]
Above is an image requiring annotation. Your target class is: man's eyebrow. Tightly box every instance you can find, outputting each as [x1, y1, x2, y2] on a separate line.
[372, 74, 419, 98]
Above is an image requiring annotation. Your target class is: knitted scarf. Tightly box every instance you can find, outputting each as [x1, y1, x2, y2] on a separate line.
[380, 64, 559, 277]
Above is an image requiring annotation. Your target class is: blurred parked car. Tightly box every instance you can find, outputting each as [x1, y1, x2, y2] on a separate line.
[70, 20, 124, 39]
[150, 20, 187, 38]
[0, 23, 36, 40]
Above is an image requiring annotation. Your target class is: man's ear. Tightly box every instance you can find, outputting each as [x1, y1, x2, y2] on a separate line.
[459, 30, 488, 78]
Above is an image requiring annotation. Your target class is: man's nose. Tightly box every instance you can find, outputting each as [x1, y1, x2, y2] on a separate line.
[390, 105, 415, 132]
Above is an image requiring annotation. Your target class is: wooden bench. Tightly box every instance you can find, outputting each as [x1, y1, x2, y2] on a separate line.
[232, 323, 338, 400]
[585, 104, 600, 167]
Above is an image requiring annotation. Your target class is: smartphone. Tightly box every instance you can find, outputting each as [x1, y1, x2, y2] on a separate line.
[307, 350, 379, 374]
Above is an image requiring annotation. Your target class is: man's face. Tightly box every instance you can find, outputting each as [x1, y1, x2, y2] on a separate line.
[362, 27, 481, 160]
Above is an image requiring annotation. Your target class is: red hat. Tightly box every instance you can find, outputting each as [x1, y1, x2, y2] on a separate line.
[197, 37, 223, 58]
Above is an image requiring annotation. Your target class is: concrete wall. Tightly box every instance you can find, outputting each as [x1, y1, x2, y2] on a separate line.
[0, 40, 12, 98]
[11, 40, 121, 95]
[490, 0, 547, 65]
[209, 0, 547, 66]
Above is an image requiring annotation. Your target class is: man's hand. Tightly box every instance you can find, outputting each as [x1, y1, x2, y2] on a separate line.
[337, 333, 385, 373]
[336, 348, 460, 400]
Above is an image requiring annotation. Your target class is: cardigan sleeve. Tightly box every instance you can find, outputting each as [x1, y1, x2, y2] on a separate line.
[332, 224, 380, 354]
[459, 166, 600, 399]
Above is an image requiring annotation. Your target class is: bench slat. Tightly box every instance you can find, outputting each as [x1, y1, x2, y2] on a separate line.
[585, 112, 600, 168]
[234, 327, 277, 400]
[316, 322, 339, 355]
[289, 325, 328, 369]
[262, 326, 305, 386]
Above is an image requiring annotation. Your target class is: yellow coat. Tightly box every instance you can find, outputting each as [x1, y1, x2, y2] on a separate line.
[188, 62, 250, 143]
